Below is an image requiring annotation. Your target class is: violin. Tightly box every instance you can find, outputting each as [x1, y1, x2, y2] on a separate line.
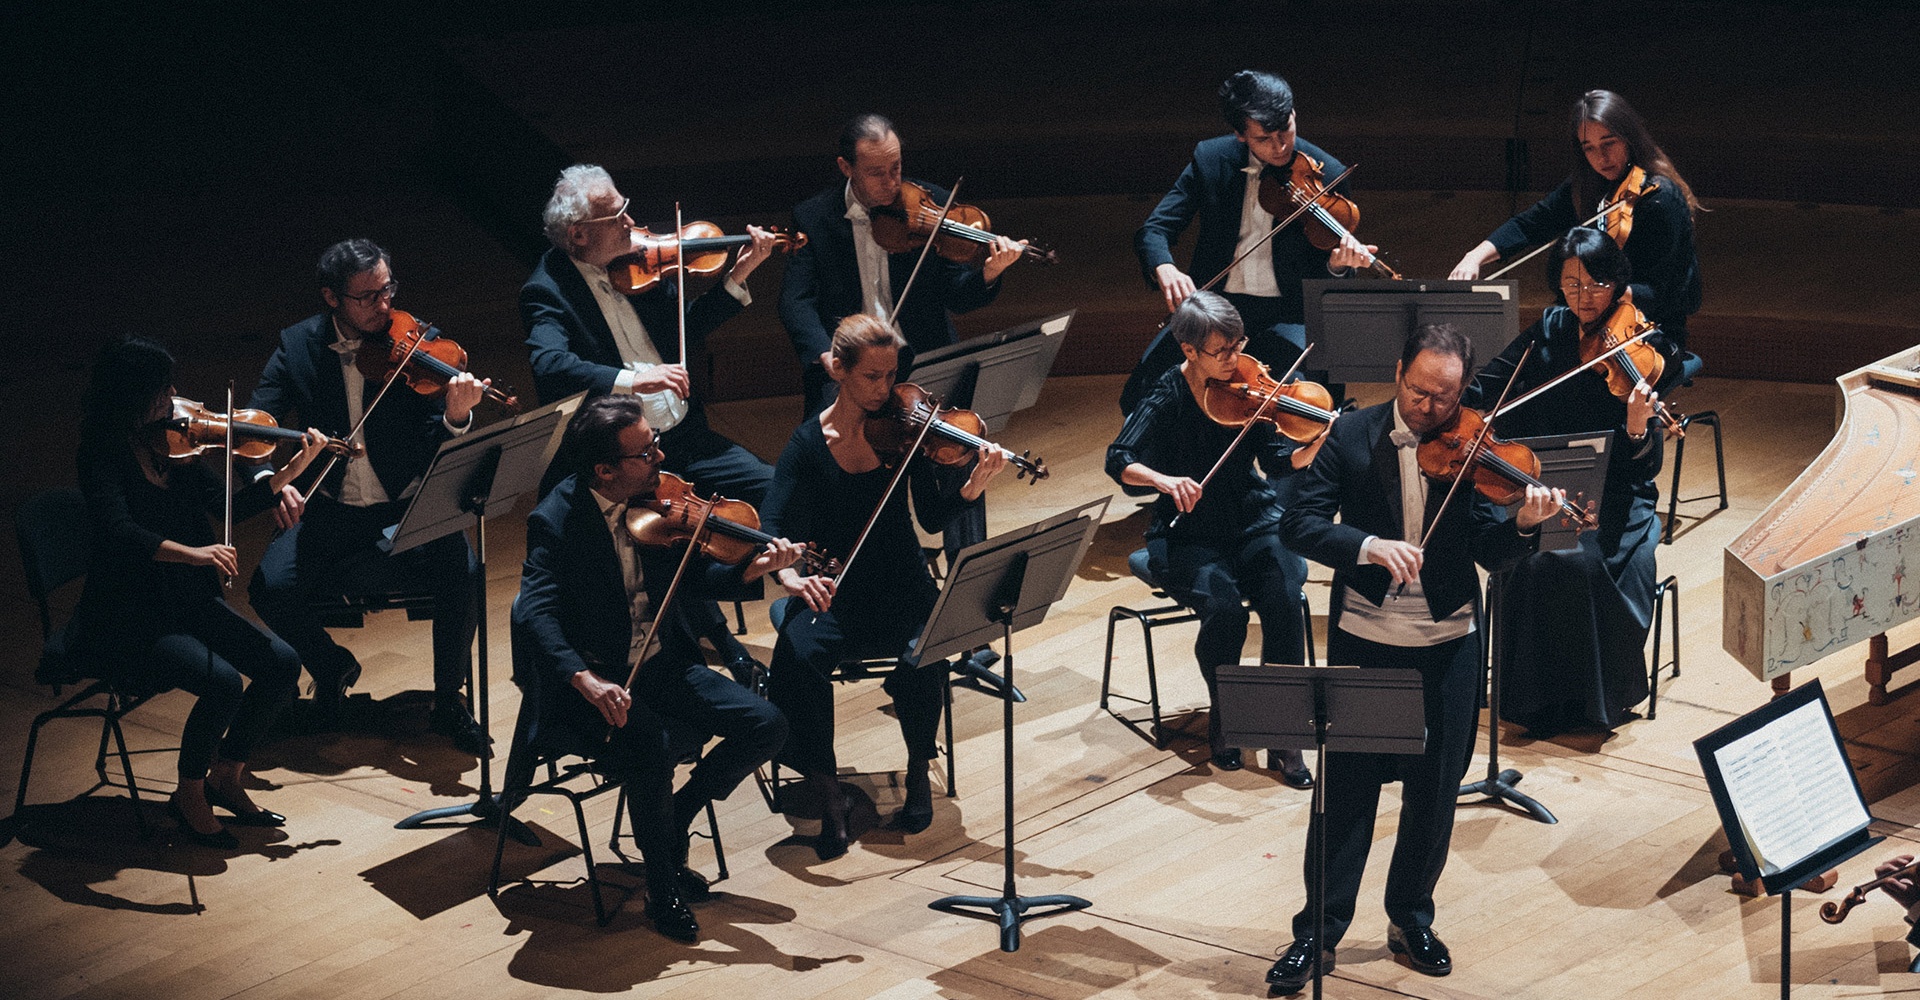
[626, 471, 841, 576]
[606, 223, 807, 295]
[867, 180, 1059, 266]
[864, 382, 1048, 482]
[1191, 354, 1337, 443]
[1579, 292, 1684, 437]
[358, 310, 521, 412]
[161, 396, 360, 461]
[1821, 857, 1920, 925]
[1258, 153, 1401, 279]
[1601, 166, 1656, 248]
[1416, 407, 1597, 530]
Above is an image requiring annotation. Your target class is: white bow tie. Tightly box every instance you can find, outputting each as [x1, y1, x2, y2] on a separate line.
[1389, 428, 1420, 449]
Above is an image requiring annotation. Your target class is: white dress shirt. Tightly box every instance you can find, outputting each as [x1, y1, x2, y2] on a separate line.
[1339, 403, 1475, 647]
[327, 316, 472, 506]
[568, 256, 751, 435]
[590, 486, 663, 668]
[844, 181, 895, 320]
[1224, 158, 1282, 298]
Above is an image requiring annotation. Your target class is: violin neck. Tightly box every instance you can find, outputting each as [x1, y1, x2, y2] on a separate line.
[181, 417, 306, 444]
[678, 235, 751, 254]
[1270, 393, 1336, 424]
[926, 419, 1045, 477]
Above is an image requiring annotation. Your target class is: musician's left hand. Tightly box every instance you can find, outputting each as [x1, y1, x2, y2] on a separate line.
[272, 484, 307, 531]
[1876, 854, 1920, 908]
[445, 372, 486, 426]
[982, 235, 1025, 284]
[961, 448, 1010, 501]
[1627, 380, 1656, 439]
[728, 224, 780, 284]
[1516, 484, 1564, 532]
[1290, 412, 1337, 470]
[746, 536, 806, 582]
[1329, 233, 1377, 272]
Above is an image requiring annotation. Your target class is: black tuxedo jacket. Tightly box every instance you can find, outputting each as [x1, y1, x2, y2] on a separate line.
[520, 246, 744, 439]
[1280, 402, 1534, 631]
[778, 180, 1001, 371]
[249, 312, 455, 500]
[1134, 135, 1349, 325]
[510, 474, 743, 753]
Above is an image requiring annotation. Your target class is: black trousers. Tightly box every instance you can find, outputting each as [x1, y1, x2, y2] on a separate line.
[145, 599, 302, 779]
[250, 496, 478, 699]
[1147, 531, 1307, 754]
[1292, 626, 1482, 946]
[766, 604, 946, 777]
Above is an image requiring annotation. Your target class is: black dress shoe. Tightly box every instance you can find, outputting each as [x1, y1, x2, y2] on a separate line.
[205, 790, 287, 827]
[676, 865, 713, 903]
[166, 799, 240, 850]
[309, 658, 362, 726]
[891, 762, 934, 834]
[1387, 923, 1452, 976]
[723, 653, 766, 693]
[644, 886, 700, 942]
[1265, 937, 1334, 994]
[1264, 750, 1315, 789]
[1212, 748, 1244, 771]
[429, 702, 494, 758]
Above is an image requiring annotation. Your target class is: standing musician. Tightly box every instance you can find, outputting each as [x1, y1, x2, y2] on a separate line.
[246, 239, 492, 755]
[1124, 69, 1376, 415]
[1449, 89, 1703, 351]
[760, 315, 1008, 860]
[510, 396, 796, 942]
[1267, 324, 1555, 994]
[522, 164, 780, 686]
[1464, 227, 1682, 736]
[76, 335, 328, 846]
[1105, 291, 1323, 784]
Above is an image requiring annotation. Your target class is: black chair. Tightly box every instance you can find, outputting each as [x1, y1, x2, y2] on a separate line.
[1645, 575, 1682, 721]
[11, 488, 170, 838]
[1662, 353, 1727, 544]
[756, 596, 957, 812]
[1100, 547, 1316, 749]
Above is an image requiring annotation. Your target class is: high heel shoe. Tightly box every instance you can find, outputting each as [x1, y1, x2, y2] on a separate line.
[205, 788, 286, 827]
[166, 799, 239, 850]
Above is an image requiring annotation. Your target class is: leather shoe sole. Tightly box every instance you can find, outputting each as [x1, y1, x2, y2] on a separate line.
[1387, 923, 1452, 976]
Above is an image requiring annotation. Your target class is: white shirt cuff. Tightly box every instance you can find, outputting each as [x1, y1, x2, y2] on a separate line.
[443, 411, 474, 436]
[1358, 536, 1379, 565]
[724, 278, 751, 306]
[615, 368, 639, 394]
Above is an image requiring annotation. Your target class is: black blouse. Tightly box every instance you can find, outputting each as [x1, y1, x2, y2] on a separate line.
[1106, 365, 1297, 542]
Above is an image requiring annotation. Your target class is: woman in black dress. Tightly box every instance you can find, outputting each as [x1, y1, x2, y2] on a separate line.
[1451, 89, 1702, 350]
[74, 335, 327, 846]
[760, 314, 1007, 859]
[1464, 227, 1680, 734]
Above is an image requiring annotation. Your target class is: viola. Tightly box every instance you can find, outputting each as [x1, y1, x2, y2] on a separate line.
[606, 223, 807, 295]
[863, 382, 1048, 482]
[626, 471, 841, 575]
[1601, 166, 1656, 248]
[1192, 354, 1337, 443]
[1579, 292, 1684, 437]
[1416, 407, 1597, 530]
[161, 396, 360, 461]
[1258, 153, 1401, 279]
[358, 310, 521, 412]
[867, 180, 1059, 266]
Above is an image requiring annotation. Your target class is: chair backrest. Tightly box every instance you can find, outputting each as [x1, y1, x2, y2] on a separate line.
[16, 488, 89, 638]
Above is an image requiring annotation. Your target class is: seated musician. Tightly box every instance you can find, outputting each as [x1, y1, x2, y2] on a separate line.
[522, 164, 779, 686]
[510, 395, 796, 942]
[760, 314, 1008, 860]
[1105, 290, 1323, 784]
[1123, 69, 1375, 415]
[246, 239, 492, 755]
[1462, 226, 1683, 736]
[75, 335, 328, 846]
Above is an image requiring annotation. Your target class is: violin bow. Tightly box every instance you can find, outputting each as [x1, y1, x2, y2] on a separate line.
[299, 321, 435, 504]
[674, 201, 689, 377]
[1485, 177, 1660, 281]
[1195, 164, 1353, 296]
[887, 177, 963, 326]
[222, 380, 236, 589]
[828, 396, 944, 596]
[1487, 325, 1661, 419]
[617, 507, 711, 703]
[1167, 345, 1312, 531]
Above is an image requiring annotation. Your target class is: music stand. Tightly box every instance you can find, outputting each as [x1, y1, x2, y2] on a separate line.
[1301, 279, 1520, 384]
[1216, 663, 1426, 1000]
[922, 497, 1109, 952]
[391, 392, 582, 837]
[1462, 430, 1613, 824]
[905, 309, 1073, 432]
[1695, 679, 1883, 998]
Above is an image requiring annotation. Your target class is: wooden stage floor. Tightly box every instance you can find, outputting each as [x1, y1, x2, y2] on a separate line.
[6, 373, 1920, 1000]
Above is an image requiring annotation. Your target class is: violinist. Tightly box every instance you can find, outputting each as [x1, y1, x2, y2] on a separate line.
[74, 336, 329, 846]
[1267, 324, 1553, 994]
[1462, 227, 1682, 736]
[511, 396, 798, 942]
[1124, 70, 1377, 415]
[1105, 291, 1323, 784]
[246, 239, 491, 754]
[522, 164, 781, 686]
[1449, 89, 1702, 350]
[760, 315, 1008, 860]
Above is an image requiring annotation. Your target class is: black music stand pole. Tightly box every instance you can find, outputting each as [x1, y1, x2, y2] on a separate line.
[1458, 572, 1556, 824]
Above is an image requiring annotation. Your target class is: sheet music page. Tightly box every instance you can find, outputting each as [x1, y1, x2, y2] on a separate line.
[1713, 700, 1869, 874]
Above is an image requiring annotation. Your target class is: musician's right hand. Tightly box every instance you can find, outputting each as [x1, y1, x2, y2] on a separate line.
[632, 363, 691, 399]
[1155, 263, 1196, 313]
[187, 543, 240, 577]
[1156, 473, 1203, 513]
[1448, 241, 1500, 281]
[782, 571, 836, 613]
[571, 668, 630, 728]
[1366, 538, 1424, 586]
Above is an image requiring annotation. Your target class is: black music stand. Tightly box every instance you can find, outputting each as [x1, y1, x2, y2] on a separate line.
[1217, 663, 1426, 1000]
[906, 309, 1073, 434]
[923, 497, 1108, 952]
[1696, 679, 1884, 998]
[1462, 430, 1612, 825]
[392, 392, 581, 838]
[1301, 279, 1520, 384]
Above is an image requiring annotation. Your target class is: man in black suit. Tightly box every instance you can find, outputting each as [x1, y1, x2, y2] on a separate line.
[522, 163, 779, 682]
[248, 239, 491, 755]
[510, 395, 794, 942]
[1124, 70, 1377, 415]
[1265, 324, 1557, 993]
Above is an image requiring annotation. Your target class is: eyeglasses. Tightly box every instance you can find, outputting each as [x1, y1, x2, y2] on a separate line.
[576, 197, 632, 227]
[341, 281, 398, 306]
[1401, 380, 1460, 409]
[615, 439, 662, 464]
[1559, 280, 1614, 298]
[1195, 335, 1249, 361]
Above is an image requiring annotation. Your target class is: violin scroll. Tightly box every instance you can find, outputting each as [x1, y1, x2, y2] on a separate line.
[867, 181, 1059, 266]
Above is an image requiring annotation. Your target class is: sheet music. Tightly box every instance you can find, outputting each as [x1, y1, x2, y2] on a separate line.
[1712, 699, 1868, 874]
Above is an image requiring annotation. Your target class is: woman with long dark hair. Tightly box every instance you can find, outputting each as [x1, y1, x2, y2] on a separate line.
[73, 335, 327, 847]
